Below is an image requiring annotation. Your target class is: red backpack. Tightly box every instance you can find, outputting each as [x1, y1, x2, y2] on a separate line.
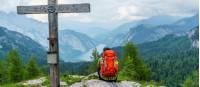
[100, 50, 118, 77]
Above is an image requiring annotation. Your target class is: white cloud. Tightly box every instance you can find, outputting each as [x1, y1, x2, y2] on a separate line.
[111, 5, 147, 21]
[26, 14, 48, 22]
[78, 16, 93, 23]
[0, 0, 19, 13]
[118, 6, 138, 18]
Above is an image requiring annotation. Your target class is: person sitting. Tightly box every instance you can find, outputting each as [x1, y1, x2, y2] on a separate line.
[97, 47, 118, 81]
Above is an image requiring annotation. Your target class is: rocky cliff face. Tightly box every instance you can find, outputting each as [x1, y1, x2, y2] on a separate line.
[187, 26, 199, 48]
[59, 30, 97, 61]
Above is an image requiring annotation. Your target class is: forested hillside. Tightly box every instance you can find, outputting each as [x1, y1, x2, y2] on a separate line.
[112, 26, 199, 87]
[146, 48, 198, 87]
[143, 27, 199, 87]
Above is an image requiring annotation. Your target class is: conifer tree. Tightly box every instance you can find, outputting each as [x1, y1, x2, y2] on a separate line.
[88, 48, 101, 73]
[121, 42, 151, 81]
[26, 55, 40, 79]
[6, 50, 24, 82]
[183, 70, 199, 87]
[0, 60, 6, 84]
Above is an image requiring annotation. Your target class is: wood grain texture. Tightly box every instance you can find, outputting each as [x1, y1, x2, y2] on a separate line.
[56, 3, 90, 13]
[17, 3, 90, 14]
[17, 5, 49, 14]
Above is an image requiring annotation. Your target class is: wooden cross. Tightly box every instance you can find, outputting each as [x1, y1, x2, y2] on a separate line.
[17, 0, 90, 87]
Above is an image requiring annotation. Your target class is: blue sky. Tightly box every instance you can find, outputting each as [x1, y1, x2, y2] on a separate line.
[1, 0, 199, 29]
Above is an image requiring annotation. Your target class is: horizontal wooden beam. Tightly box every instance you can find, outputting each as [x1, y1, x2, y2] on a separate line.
[56, 3, 90, 13]
[17, 5, 49, 14]
[17, 3, 90, 14]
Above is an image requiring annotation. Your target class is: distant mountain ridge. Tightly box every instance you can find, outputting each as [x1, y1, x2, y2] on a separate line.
[97, 15, 182, 46]
[0, 26, 46, 64]
[126, 14, 198, 44]
[111, 14, 199, 46]
[0, 12, 49, 48]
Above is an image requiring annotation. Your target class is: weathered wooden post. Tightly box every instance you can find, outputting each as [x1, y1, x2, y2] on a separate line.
[17, 0, 90, 86]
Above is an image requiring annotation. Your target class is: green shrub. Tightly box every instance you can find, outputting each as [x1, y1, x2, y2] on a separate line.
[61, 74, 84, 85]
[1, 83, 26, 87]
